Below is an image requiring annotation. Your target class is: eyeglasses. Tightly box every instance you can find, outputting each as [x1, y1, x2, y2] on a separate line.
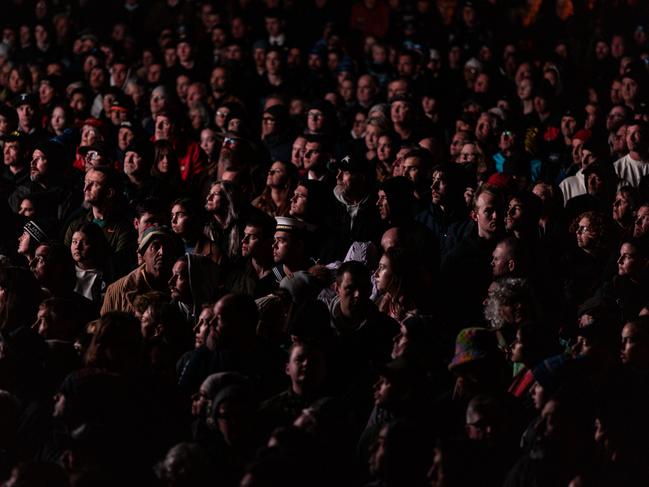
[262, 116, 276, 123]
[85, 150, 100, 161]
[307, 111, 323, 119]
[576, 225, 592, 234]
[268, 169, 283, 175]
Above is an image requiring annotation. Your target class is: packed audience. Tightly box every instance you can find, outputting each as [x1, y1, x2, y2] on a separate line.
[1, 0, 649, 485]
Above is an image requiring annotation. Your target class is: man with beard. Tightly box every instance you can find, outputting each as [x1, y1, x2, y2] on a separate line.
[64, 166, 137, 277]
[101, 226, 181, 314]
[9, 140, 80, 224]
[331, 154, 381, 250]
[614, 121, 649, 188]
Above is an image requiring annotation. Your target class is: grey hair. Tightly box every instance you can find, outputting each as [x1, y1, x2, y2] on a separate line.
[154, 442, 211, 486]
[483, 278, 530, 329]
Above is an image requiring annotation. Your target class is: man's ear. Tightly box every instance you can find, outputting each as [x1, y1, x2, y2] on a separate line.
[106, 187, 115, 200]
[133, 217, 140, 230]
[470, 209, 478, 222]
[507, 259, 516, 273]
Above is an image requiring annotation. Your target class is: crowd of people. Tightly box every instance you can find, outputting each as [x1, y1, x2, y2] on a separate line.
[1, 0, 649, 485]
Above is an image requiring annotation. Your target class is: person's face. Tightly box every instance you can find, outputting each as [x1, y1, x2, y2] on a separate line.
[402, 156, 423, 184]
[32, 305, 53, 338]
[286, 344, 326, 389]
[475, 115, 491, 141]
[621, 323, 649, 369]
[201, 129, 216, 154]
[617, 242, 645, 277]
[606, 106, 626, 131]
[289, 185, 308, 218]
[18, 198, 35, 218]
[303, 142, 324, 171]
[337, 271, 369, 318]
[205, 183, 223, 213]
[70, 230, 92, 264]
[505, 197, 525, 232]
[430, 170, 447, 205]
[241, 225, 265, 258]
[80, 125, 98, 147]
[123, 150, 144, 177]
[491, 243, 512, 278]
[265, 51, 281, 74]
[376, 190, 391, 221]
[307, 109, 325, 133]
[390, 100, 411, 124]
[191, 385, 211, 418]
[176, 41, 191, 63]
[155, 115, 172, 140]
[364, 123, 381, 150]
[149, 90, 166, 115]
[374, 254, 393, 293]
[474, 73, 489, 93]
[3, 141, 20, 166]
[561, 116, 579, 139]
[459, 143, 479, 165]
[49, 106, 66, 132]
[612, 192, 632, 223]
[613, 125, 628, 154]
[272, 230, 295, 264]
[39, 81, 55, 105]
[626, 124, 643, 152]
[194, 307, 213, 348]
[356, 75, 374, 104]
[622, 77, 639, 103]
[17, 230, 31, 256]
[450, 133, 467, 157]
[532, 382, 546, 410]
[634, 206, 649, 238]
[117, 127, 134, 152]
[176, 75, 190, 102]
[472, 192, 501, 237]
[143, 236, 175, 280]
[9, 69, 25, 93]
[610, 80, 623, 105]
[17, 104, 34, 128]
[387, 79, 408, 101]
[339, 79, 354, 102]
[83, 169, 109, 205]
[586, 172, 605, 196]
[168, 259, 190, 302]
[376, 135, 393, 163]
[265, 16, 281, 36]
[30, 244, 50, 282]
[575, 217, 597, 249]
[30, 149, 48, 182]
[374, 375, 396, 407]
[352, 112, 367, 138]
[509, 328, 526, 363]
[290, 137, 306, 168]
[266, 161, 287, 188]
[571, 139, 584, 165]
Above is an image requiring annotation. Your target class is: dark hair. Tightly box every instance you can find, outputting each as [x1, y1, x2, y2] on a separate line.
[245, 210, 276, 240]
[135, 197, 167, 220]
[71, 222, 111, 265]
[171, 197, 206, 227]
[151, 139, 181, 180]
[88, 166, 122, 192]
[336, 260, 370, 287]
